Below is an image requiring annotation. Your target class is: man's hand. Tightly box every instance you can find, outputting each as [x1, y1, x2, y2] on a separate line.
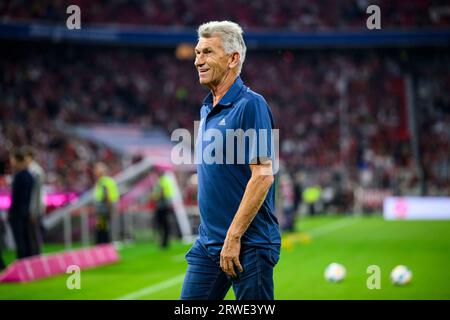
[220, 235, 244, 278]
[220, 161, 273, 278]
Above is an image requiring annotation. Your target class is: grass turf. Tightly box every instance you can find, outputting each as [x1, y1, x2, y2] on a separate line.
[0, 215, 449, 300]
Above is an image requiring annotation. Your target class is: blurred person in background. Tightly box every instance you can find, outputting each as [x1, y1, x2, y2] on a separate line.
[279, 173, 296, 232]
[0, 253, 4, 271]
[22, 146, 45, 256]
[292, 172, 304, 225]
[0, 217, 6, 270]
[0, 151, 6, 269]
[8, 148, 34, 259]
[303, 184, 322, 216]
[151, 168, 175, 249]
[92, 162, 119, 244]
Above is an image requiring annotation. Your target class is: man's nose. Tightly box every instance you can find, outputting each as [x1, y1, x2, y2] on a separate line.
[195, 54, 204, 67]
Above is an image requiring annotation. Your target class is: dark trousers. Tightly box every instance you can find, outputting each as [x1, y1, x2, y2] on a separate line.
[95, 215, 111, 244]
[96, 229, 110, 244]
[308, 203, 316, 216]
[0, 219, 5, 269]
[0, 248, 5, 270]
[155, 207, 170, 248]
[181, 240, 280, 300]
[9, 218, 32, 259]
[29, 217, 42, 256]
[282, 207, 296, 232]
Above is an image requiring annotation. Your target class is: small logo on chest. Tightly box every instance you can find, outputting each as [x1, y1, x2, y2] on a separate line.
[218, 118, 226, 126]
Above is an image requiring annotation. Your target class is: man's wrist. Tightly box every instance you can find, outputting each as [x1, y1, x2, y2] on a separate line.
[226, 230, 242, 241]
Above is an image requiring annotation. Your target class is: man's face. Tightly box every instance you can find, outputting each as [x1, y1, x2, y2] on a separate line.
[94, 165, 103, 178]
[9, 156, 23, 171]
[9, 156, 17, 171]
[24, 155, 32, 166]
[194, 36, 231, 87]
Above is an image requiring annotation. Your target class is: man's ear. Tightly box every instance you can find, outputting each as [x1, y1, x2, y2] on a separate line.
[228, 52, 240, 69]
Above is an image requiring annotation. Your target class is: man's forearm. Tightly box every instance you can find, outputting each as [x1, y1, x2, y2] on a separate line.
[226, 174, 274, 240]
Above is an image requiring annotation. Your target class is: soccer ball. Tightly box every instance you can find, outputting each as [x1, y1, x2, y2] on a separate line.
[390, 265, 412, 285]
[324, 263, 346, 282]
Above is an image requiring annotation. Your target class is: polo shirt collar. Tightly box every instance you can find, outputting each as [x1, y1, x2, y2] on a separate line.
[202, 76, 244, 107]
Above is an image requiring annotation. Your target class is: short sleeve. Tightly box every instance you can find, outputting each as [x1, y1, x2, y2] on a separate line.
[239, 97, 275, 165]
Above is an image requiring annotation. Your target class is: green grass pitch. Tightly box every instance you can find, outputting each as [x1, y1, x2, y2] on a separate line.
[0, 215, 449, 299]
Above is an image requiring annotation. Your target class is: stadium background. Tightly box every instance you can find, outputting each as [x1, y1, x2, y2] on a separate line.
[0, 0, 449, 299]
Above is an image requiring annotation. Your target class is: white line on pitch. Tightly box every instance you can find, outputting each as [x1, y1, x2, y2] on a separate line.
[116, 273, 185, 300]
[307, 218, 358, 238]
[116, 218, 357, 300]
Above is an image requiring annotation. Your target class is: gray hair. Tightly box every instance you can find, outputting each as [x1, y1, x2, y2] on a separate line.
[197, 21, 247, 74]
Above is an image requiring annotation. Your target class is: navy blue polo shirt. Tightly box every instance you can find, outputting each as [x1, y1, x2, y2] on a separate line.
[196, 76, 281, 253]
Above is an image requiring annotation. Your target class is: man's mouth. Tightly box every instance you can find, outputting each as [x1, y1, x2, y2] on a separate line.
[198, 68, 209, 75]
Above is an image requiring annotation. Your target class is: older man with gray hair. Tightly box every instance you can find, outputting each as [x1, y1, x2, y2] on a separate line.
[180, 21, 281, 300]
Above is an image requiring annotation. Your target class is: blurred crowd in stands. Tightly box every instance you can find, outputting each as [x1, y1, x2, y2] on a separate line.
[1, 0, 450, 29]
[0, 121, 121, 194]
[1, 0, 449, 214]
[1, 41, 449, 215]
[0, 56, 123, 194]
